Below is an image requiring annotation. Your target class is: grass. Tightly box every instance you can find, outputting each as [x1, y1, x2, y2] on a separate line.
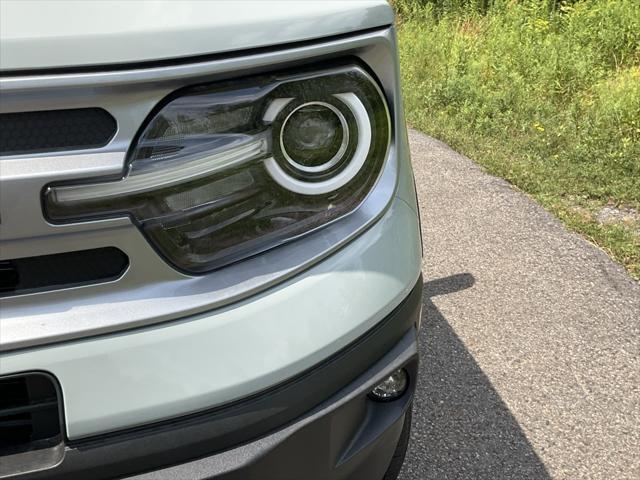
[394, 0, 640, 279]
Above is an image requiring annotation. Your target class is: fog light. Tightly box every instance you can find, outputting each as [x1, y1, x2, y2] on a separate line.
[369, 368, 408, 401]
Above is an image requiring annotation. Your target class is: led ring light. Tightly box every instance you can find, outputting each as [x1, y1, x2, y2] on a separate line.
[263, 92, 372, 195]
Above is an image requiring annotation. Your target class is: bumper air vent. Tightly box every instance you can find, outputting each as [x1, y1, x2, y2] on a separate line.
[0, 373, 64, 477]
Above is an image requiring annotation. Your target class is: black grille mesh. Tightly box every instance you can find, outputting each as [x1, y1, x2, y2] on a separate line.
[0, 247, 129, 296]
[0, 108, 116, 156]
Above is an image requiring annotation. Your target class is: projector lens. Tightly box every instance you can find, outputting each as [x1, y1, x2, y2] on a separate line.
[280, 102, 348, 173]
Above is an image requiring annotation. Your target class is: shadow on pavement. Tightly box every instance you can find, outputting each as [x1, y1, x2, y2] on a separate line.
[400, 273, 551, 480]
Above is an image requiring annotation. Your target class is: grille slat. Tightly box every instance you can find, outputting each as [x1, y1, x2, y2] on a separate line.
[0, 400, 58, 418]
[0, 419, 33, 428]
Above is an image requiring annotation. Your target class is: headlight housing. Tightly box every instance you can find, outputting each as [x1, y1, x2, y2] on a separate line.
[44, 65, 390, 273]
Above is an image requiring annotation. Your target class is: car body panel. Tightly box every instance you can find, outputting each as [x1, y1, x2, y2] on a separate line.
[0, 0, 393, 71]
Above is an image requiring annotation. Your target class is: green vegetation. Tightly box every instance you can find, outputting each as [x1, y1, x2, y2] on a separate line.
[394, 0, 640, 279]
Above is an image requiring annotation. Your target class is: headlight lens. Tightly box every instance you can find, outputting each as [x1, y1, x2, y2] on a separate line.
[44, 65, 390, 273]
[280, 102, 347, 171]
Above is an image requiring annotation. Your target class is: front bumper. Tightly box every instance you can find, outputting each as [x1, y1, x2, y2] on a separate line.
[131, 332, 418, 480]
[1, 195, 421, 442]
[16, 278, 422, 480]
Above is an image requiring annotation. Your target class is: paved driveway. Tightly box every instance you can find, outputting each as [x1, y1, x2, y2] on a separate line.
[399, 130, 640, 480]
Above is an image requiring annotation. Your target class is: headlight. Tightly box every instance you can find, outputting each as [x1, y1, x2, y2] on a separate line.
[44, 65, 390, 273]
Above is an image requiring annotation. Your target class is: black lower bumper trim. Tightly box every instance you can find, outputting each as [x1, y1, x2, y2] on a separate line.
[131, 329, 418, 480]
[15, 276, 423, 480]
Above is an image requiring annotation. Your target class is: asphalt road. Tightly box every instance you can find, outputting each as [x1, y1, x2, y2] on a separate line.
[399, 130, 640, 480]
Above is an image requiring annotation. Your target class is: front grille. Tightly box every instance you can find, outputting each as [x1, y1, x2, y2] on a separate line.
[0, 247, 129, 297]
[0, 374, 62, 456]
[0, 107, 116, 156]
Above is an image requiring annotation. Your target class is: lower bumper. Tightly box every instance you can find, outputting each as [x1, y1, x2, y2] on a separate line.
[12, 277, 422, 480]
[131, 330, 418, 480]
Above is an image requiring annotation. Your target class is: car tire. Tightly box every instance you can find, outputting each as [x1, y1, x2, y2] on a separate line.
[382, 404, 413, 480]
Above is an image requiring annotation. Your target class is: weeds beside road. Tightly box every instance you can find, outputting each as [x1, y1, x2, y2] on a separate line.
[395, 0, 640, 279]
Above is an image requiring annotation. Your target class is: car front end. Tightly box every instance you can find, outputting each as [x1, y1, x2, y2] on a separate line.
[0, 2, 422, 479]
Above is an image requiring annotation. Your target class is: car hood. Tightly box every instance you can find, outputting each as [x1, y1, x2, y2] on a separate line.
[0, 0, 393, 72]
